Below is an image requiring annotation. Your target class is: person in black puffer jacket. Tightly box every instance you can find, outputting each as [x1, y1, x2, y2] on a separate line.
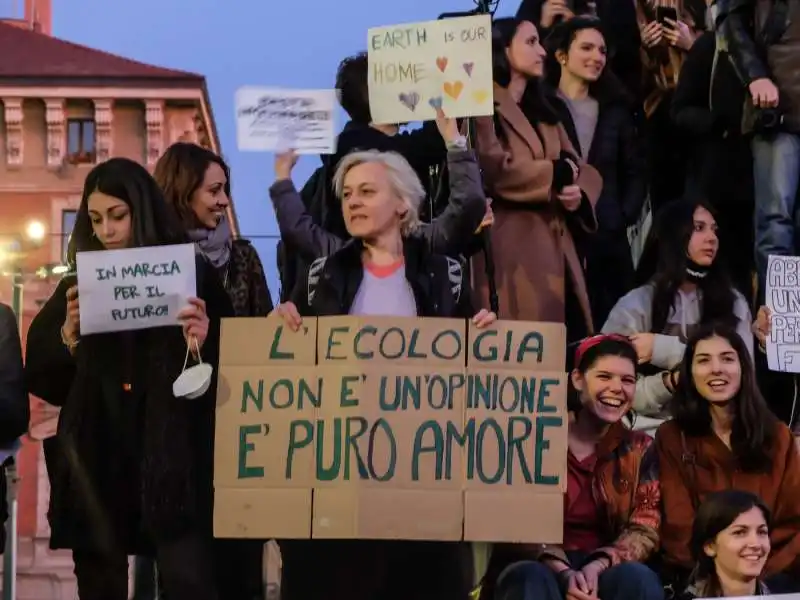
[269, 127, 497, 600]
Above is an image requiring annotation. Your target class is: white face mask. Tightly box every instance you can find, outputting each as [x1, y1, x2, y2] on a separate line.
[707, 3, 720, 29]
[173, 337, 214, 399]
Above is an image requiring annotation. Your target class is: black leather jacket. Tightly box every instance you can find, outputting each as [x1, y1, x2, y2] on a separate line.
[716, 0, 769, 84]
[716, 0, 789, 84]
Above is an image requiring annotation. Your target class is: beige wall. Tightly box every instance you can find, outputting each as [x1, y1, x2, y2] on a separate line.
[0, 97, 204, 192]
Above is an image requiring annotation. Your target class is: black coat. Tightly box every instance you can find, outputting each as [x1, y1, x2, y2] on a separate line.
[0, 303, 29, 446]
[0, 302, 30, 554]
[290, 236, 473, 320]
[550, 90, 647, 234]
[25, 255, 233, 552]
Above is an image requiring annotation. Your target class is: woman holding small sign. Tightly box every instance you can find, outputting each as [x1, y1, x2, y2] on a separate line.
[479, 334, 663, 600]
[25, 157, 233, 600]
[269, 144, 497, 600]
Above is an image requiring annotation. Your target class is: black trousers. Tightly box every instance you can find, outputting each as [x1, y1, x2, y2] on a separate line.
[213, 538, 265, 600]
[73, 532, 219, 600]
[130, 539, 265, 600]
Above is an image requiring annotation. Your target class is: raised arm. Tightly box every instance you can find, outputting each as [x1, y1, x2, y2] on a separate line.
[419, 147, 487, 256]
[269, 155, 345, 261]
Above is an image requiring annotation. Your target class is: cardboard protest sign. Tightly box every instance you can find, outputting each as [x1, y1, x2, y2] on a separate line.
[367, 14, 493, 125]
[214, 316, 567, 543]
[235, 87, 337, 154]
[765, 255, 800, 372]
[76, 243, 196, 335]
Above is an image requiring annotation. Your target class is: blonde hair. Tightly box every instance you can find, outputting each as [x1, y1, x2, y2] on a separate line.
[332, 150, 424, 236]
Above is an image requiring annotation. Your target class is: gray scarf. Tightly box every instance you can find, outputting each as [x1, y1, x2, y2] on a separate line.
[187, 217, 232, 268]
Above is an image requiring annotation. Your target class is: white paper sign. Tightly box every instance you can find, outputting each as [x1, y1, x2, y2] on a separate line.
[367, 14, 493, 125]
[76, 244, 197, 335]
[235, 87, 337, 154]
[766, 255, 800, 372]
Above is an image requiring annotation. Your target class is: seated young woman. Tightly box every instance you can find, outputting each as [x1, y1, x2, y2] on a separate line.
[479, 334, 663, 600]
[655, 323, 800, 593]
[678, 490, 772, 599]
[602, 199, 751, 434]
[269, 146, 497, 600]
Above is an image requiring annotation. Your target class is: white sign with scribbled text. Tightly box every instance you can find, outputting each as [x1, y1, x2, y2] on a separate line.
[235, 87, 337, 154]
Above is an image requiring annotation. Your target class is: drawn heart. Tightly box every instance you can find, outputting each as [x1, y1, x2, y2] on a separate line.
[436, 57, 449, 72]
[443, 81, 464, 100]
[463, 62, 474, 77]
[398, 91, 420, 111]
[428, 96, 443, 109]
[472, 89, 489, 104]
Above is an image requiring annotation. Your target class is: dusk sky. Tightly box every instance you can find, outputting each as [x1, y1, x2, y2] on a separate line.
[47, 0, 514, 299]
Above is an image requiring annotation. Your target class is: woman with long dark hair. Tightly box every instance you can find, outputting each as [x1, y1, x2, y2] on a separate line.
[602, 199, 751, 429]
[25, 158, 232, 600]
[480, 335, 662, 600]
[474, 16, 602, 343]
[655, 323, 800, 593]
[154, 143, 271, 597]
[679, 490, 771, 598]
[545, 16, 647, 326]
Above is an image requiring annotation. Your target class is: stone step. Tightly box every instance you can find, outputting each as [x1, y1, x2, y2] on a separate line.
[10, 571, 77, 600]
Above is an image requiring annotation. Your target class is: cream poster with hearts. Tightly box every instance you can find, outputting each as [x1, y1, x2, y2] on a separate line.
[367, 14, 493, 125]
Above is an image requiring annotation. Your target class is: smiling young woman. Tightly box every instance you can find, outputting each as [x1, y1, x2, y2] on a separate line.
[678, 490, 772, 598]
[479, 334, 663, 600]
[654, 323, 800, 594]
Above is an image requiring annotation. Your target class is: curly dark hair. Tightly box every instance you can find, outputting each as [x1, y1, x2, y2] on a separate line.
[335, 52, 371, 124]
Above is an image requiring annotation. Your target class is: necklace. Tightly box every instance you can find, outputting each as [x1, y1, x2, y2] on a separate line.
[222, 264, 231, 289]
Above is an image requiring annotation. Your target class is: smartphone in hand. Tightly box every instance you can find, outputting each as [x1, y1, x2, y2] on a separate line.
[656, 6, 678, 25]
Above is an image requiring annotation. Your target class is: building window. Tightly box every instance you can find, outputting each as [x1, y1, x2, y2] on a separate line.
[61, 210, 77, 261]
[67, 119, 96, 164]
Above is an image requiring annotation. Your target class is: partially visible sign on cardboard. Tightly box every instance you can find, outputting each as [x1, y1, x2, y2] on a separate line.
[766, 255, 800, 373]
[214, 317, 567, 542]
[235, 87, 337, 154]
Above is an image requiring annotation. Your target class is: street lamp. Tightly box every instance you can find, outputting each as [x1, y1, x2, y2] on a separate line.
[3, 220, 49, 326]
[24, 220, 45, 243]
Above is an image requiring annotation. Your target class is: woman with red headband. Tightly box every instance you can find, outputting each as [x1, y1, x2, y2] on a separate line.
[480, 334, 663, 600]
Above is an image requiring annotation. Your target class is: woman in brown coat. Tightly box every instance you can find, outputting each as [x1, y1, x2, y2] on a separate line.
[474, 17, 602, 342]
[655, 322, 800, 594]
